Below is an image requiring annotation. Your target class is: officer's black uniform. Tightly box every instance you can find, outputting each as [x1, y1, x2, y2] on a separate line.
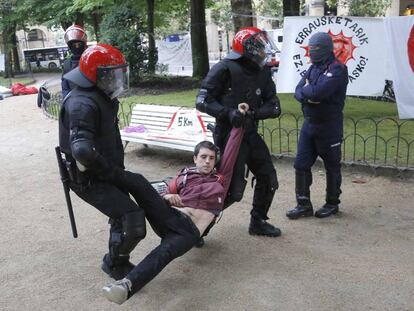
[287, 32, 348, 219]
[61, 56, 80, 98]
[59, 79, 147, 280]
[61, 41, 86, 98]
[196, 56, 281, 236]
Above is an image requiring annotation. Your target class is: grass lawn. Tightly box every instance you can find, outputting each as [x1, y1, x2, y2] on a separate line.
[121, 90, 413, 168]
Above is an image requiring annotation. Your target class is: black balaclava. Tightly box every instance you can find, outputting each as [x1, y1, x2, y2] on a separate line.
[69, 41, 86, 59]
[308, 32, 333, 64]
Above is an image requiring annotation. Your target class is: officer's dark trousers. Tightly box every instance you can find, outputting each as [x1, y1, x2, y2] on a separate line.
[72, 179, 142, 220]
[294, 118, 343, 204]
[114, 172, 201, 294]
[227, 131, 278, 220]
[72, 175, 147, 264]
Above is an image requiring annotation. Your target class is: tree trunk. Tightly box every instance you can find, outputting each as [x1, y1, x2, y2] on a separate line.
[230, 0, 253, 32]
[91, 12, 101, 42]
[3, 27, 13, 78]
[190, 0, 209, 79]
[146, 0, 157, 74]
[12, 32, 21, 73]
[283, 0, 300, 16]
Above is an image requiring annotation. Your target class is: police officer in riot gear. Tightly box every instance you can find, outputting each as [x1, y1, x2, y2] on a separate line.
[61, 25, 87, 98]
[59, 44, 148, 280]
[286, 32, 348, 220]
[196, 27, 282, 237]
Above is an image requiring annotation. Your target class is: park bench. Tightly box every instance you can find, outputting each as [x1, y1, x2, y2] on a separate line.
[120, 104, 216, 152]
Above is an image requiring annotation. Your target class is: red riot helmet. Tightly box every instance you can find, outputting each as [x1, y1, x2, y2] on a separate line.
[63, 44, 129, 99]
[64, 25, 87, 46]
[227, 27, 277, 68]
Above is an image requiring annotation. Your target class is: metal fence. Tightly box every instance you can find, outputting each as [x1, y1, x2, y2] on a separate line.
[41, 90, 414, 171]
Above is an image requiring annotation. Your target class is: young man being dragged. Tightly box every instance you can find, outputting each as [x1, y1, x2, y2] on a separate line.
[102, 103, 250, 305]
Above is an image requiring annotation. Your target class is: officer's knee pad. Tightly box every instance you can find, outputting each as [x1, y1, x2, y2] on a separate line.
[123, 209, 146, 241]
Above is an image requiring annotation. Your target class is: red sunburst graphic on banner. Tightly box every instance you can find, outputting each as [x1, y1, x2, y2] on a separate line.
[302, 30, 357, 64]
[408, 25, 414, 73]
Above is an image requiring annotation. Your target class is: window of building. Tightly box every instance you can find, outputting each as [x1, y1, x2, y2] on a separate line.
[27, 29, 45, 41]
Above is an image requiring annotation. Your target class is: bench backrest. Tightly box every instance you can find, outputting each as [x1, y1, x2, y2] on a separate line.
[129, 104, 178, 134]
[127, 104, 215, 140]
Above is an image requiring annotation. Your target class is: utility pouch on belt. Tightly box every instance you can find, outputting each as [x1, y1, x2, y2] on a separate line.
[63, 157, 90, 187]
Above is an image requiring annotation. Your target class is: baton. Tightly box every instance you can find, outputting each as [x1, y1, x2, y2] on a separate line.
[55, 146, 78, 238]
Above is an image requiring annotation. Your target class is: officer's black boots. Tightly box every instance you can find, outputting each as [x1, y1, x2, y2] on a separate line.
[102, 254, 135, 280]
[287, 204, 314, 219]
[315, 171, 341, 218]
[314, 204, 338, 218]
[102, 211, 146, 280]
[249, 216, 282, 237]
[286, 170, 314, 219]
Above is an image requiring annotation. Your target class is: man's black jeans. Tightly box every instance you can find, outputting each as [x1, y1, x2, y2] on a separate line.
[116, 171, 201, 294]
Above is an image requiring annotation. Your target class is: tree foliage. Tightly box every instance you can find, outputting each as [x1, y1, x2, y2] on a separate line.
[100, 6, 149, 83]
[255, 0, 283, 28]
[1, 0, 22, 76]
[154, 0, 189, 37]
[326, 0, 392, 17]
[210, 0, 233, 32]
[348, 0, 392, 17]
[0, 0, 210, 81]
[255, 0, 283, 17]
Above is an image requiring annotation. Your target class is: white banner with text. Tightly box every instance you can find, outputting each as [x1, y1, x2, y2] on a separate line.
[277, 16, 387, 96]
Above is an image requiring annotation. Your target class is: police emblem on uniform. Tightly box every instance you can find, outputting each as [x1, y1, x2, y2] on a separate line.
[256, 88, 261, 95]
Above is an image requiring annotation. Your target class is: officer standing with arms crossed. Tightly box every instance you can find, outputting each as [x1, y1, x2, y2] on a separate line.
[61, 24, 88, 98]
[59, 43, 151, 281]
[196, 27, 282, 237]
[286, 32, 348, 219]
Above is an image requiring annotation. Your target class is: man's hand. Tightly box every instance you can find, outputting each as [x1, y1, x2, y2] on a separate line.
[163, 194, 184, 207]
[238, 103, 249, 114]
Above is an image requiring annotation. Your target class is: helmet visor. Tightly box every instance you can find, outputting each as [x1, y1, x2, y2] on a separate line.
[96, 64, 129, 99]
[243, 31, 278, 68]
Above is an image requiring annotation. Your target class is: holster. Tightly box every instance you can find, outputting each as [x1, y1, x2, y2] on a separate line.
[63, 155, 90, 192]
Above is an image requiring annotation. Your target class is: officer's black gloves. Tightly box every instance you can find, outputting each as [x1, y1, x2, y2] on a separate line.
[228, 109, 244, 128]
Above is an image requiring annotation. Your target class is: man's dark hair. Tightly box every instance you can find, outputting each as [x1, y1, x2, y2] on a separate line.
[194, 141, 219, 158]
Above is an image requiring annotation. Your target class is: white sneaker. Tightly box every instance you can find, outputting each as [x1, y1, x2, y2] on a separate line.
[102, 278, 132, 305]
